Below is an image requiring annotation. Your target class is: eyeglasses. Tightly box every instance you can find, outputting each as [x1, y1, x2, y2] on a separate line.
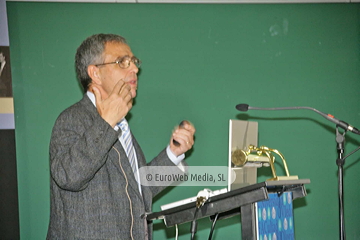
[95, 56, 142, 69]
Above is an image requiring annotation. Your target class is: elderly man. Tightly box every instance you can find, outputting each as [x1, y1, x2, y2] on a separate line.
[47, 33, 195, 240]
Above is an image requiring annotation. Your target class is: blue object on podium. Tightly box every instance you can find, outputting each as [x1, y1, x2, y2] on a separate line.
[256, 192, 294, 240]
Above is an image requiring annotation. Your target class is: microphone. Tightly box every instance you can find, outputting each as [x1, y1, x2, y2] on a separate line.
[236, 103, 360, 135]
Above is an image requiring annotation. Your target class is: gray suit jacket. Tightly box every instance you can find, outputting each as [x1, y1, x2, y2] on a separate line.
[47, 95, 178, 240]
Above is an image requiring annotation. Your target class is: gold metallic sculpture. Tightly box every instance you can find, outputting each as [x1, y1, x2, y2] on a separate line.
[231, 145, 298, 181]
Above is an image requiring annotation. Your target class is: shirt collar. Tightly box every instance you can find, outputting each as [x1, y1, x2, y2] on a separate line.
[86, 91, 96, 107]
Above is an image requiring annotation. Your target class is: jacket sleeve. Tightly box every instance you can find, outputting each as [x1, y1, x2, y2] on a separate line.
[145, 148, 188, 198]
[49, 107, 119, 191]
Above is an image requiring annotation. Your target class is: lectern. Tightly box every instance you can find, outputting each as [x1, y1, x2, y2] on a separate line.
[147, 120, 310, 239]
[146, 179, 309, 239]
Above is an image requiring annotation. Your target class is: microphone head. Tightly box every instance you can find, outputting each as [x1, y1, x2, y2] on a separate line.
[236, 104, 249, 112]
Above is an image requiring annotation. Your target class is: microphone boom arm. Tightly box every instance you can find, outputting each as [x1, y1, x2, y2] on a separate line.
[237, 104, 360, 135]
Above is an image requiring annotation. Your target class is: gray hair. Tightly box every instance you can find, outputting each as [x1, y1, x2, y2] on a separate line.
[75, 34, 127, 92]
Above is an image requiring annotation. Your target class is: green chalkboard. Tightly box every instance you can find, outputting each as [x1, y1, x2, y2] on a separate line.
[7, 2, 360, 239]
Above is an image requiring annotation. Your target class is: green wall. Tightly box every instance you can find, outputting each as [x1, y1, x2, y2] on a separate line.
[7, 2, 360, 239]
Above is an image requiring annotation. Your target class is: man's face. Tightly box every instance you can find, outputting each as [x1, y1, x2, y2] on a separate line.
[95, 42, 139, 99]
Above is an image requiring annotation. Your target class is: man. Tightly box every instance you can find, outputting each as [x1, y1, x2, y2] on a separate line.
[47, 34, 195, 240]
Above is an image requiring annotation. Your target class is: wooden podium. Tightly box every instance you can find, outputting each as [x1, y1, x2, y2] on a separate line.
[147, 179, 310, 239]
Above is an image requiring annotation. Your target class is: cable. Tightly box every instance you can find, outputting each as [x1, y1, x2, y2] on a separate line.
[190, 207, 200, 240]
[112, 146, 134, 240]
[190, 193, 209, 240]
[208, 213, 219, 240]
[342, 145, 360, 161]
[175, 224, 179, 240]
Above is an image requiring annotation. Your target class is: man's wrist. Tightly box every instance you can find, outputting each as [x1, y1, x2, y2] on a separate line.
[166, 145, 185, 165]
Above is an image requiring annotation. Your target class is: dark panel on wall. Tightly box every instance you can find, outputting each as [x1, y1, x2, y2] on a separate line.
[0, 46, 13, 97]
[0, 129, 19, 240]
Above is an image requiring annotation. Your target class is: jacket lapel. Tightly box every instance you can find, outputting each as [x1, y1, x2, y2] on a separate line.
[111, 138, 143, 199]
[80, 94, 143, 199]
[132, 136, 153, 210]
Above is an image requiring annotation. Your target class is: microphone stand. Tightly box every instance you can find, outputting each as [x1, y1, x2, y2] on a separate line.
[336, 126, 346, 240]
[235, 104, 360, 240]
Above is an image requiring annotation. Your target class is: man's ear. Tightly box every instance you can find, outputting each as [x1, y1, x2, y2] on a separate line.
[87, 65, 102, 85]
